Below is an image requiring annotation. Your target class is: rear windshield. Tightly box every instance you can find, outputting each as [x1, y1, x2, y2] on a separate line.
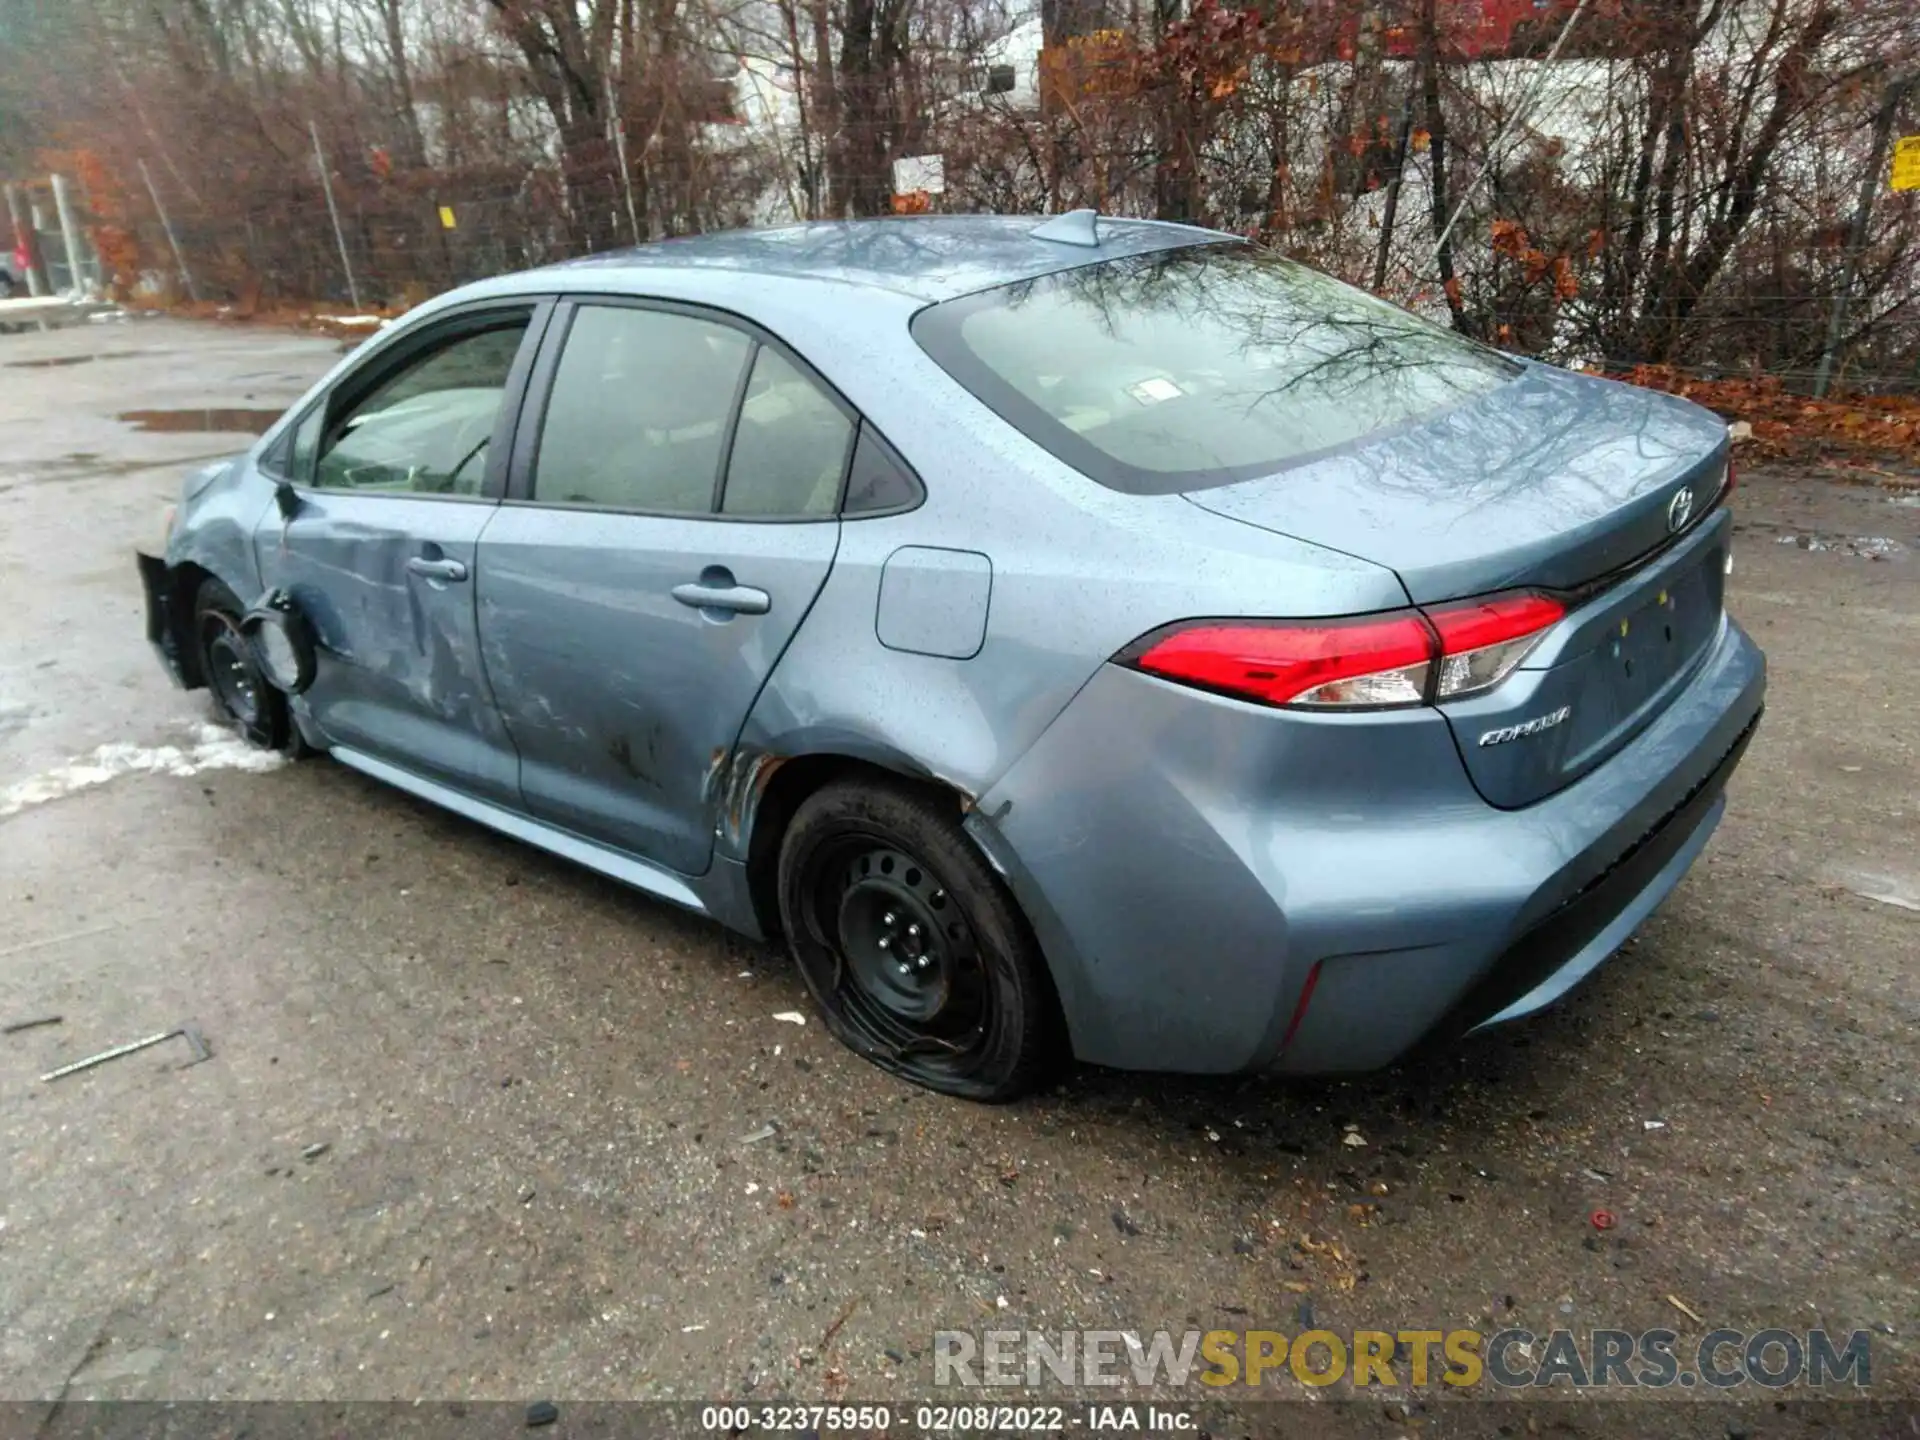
[912, 245, 1520, 495]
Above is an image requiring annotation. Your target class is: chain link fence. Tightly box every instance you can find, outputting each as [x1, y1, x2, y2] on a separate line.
[9, 120, 1920, 398]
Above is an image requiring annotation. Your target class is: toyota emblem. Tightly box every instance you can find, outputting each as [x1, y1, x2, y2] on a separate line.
[1667, 486, 1694, 533]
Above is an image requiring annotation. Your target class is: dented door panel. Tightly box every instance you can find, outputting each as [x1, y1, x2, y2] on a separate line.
[255, 492, 520, 802]
[476, 508, 838, 876]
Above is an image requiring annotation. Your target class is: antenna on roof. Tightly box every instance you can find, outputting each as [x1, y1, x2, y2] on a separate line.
[1030, 208, 1101, 248]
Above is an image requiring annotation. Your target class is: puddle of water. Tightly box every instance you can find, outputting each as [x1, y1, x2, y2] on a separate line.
[1774, 533, 1907, 560]
[117, 408, 281, 435]
[6, 354, 96, 369]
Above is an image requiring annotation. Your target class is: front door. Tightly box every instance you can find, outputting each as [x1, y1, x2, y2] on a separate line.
[477, 299, 853, 874]
[255, 304, 544, 803]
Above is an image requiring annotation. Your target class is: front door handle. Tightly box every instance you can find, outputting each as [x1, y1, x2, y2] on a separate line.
[671, 580, 771, 616]
[406, 556, 469, 583]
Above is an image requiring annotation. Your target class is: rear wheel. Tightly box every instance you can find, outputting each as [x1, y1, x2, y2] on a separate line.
[777, 776, 1062, 1101]
[193, 577, 286, 750]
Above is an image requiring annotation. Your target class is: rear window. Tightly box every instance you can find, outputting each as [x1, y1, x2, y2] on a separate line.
[912, 246, 1520, 495]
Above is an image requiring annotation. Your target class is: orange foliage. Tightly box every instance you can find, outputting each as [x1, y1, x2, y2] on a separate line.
[36, 146, 146, 293]
[1492, 217, 1578, 304]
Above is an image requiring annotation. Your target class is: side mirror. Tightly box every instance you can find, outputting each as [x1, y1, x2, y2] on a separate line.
[274, 480, 301, 523]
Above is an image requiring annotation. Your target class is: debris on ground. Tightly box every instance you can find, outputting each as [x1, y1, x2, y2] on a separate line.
[302, 1143, 330, 1161]
[1775, 533, 1907, 560]
[2, 1015, 62, 1035]
[739, 1123, 779, 1144]
[1590, 1210, 1616, 1231]
[1667, 1293, 1705, 1325]
[772, 1011, 807, 1026]
[525, 1400, 559, 1427]
[821, 1296, 860, 1349]
[40, 1022, 211, 1081]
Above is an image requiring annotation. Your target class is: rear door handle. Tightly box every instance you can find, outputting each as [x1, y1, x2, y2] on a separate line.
[406, 556, 469, 583]
[671, 581, 771, 615]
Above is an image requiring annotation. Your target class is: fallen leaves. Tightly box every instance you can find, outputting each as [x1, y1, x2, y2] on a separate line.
[1619, 367, 1920, 466]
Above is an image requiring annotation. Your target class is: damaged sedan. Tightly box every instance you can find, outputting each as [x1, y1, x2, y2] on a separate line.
[137, 213, 1764, 1100]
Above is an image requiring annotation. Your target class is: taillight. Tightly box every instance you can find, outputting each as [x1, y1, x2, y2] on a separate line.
[1128, 612, 1436, 707]
[1124, 590, 1565, 710]
[1426, 592, 1566, 699]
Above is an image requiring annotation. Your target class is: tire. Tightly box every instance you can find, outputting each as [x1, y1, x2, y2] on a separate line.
[192, 576, 287, 750]
[776, 775, 1063, 1101]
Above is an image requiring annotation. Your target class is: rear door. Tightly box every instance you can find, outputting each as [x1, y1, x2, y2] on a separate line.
[476, 298, 851, 874]
[255, 301, 547, 804]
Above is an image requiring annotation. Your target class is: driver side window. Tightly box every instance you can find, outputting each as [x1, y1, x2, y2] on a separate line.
[314, 318, 529, 496]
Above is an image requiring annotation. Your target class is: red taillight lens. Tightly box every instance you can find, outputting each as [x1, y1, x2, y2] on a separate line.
[1129, 612, 1436, 708]
[1125, 590, 1564, 710]
[1425, 591, 1565, 699]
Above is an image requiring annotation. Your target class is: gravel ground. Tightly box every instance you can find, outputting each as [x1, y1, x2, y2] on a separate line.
[0, 318, 1914, 1437]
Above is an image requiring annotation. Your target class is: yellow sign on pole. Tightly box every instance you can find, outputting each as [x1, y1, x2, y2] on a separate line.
[1892, 136, 1920, 192]
[438, 205, 458, 230]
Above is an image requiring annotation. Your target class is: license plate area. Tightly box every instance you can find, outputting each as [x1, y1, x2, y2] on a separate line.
[1594, 560, 1720, 715]
[1438, 522, 1728, 808]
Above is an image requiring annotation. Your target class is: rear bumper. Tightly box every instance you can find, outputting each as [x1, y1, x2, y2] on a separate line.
[136, 551, 197, 689]
[967, 613, 1766, 1076]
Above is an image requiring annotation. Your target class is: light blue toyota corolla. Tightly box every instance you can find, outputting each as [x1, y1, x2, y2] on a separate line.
[138, 213, 1765, 1100]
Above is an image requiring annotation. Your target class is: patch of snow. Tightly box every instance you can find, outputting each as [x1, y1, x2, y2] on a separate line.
[0, 723, 285, 819]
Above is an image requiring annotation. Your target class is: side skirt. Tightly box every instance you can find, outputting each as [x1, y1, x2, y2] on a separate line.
[331, 745, 711, 917]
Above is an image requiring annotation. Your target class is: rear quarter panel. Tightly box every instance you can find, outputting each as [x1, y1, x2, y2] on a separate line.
[700, 273, 1411, 858]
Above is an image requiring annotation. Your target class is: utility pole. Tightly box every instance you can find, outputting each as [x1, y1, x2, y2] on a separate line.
[310, 120, 364, 311]
[50, 173, 89, 295]
[1813, 73, 1914, 399]
[137, 159, 200, 303]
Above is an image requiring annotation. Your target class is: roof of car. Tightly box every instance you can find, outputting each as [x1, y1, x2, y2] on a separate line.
[547, 214, 1239, 302]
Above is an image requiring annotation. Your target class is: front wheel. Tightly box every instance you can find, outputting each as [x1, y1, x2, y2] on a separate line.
[776, 776, 1063, 1101]
[193, 577, 286, 749]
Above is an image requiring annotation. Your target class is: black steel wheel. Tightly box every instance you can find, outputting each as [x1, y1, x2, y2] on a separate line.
[777, 775, 1062, 1101]
[194, 577, 285, 749]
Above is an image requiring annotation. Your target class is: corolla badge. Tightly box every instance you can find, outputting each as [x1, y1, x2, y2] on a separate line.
[1667, 485, 1695, 533]
[1478, 705, 1572, 747]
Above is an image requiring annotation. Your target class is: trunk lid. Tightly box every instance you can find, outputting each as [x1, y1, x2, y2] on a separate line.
[1185, 363, 1732, 807]
[1184, 362, 1728, 605]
